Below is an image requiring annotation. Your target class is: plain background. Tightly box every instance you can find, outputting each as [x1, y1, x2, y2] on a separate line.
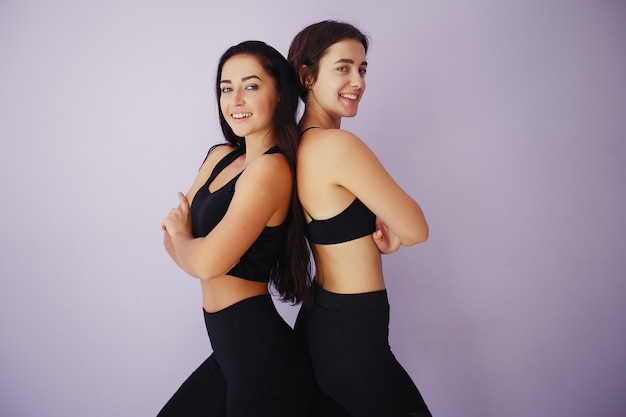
[1, 1, 625, 416]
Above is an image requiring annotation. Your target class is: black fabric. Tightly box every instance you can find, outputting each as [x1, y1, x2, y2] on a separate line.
[189, 146, 286, 282]
[191, 146, 245, 237]
[295, 284, 432, 417]
[158, 295, 313, 417]
[306, 198, 376, 245]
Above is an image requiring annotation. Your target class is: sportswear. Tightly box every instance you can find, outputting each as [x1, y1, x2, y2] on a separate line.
[158, 146, 313, 416]
[306, 197, 376, 245]
[190, 146, 286, 282]
[158, 295, 312, 417]
[296, 284, 432, 417]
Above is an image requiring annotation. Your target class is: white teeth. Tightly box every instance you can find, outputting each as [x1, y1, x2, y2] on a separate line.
[341, 93, 358, 100]
[232, 112, 252, 119]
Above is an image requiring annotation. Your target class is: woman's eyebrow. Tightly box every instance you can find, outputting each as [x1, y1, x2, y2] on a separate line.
[220, 75, 262, 84]
[333, 58, 368, 66]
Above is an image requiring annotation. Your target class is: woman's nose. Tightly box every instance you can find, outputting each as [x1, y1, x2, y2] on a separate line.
[230, 89, 244, 106]
[350, 71, 364, 89]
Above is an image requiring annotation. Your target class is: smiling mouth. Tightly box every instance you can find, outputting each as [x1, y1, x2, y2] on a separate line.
[232, 112, 252, 119]
[340, 93, 358, 101]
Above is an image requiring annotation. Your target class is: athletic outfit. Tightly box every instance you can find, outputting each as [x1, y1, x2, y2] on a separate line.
[158, 146, 312, 417]
[296, 130, 432, 416]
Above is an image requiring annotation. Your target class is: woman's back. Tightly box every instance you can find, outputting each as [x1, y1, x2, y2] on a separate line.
[297, 127, 384, 293]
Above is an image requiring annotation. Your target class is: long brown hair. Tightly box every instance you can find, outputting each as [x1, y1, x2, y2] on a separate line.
[214, 40, 311, 303]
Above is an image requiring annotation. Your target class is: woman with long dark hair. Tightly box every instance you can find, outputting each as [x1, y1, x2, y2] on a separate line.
[289, 21, 433, 417]
[158, 40, 312, 417]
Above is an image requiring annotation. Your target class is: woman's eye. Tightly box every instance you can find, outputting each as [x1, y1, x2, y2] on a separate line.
[359, 68, 367, 76]
[337, 66, 347, 72]
[221, 87, 232, 93]
[245, 84, 258, 90]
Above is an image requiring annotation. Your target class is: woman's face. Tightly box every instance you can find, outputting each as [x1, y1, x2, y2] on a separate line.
[309, 39, 367, 119]
[219, 54, 279, 140]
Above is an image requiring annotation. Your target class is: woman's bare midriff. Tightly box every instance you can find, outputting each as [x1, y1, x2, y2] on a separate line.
[201, 276, 269, 313]
[312, 236, 386, 294]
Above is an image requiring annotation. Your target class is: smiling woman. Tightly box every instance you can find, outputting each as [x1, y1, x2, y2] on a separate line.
[289, 21, 432, 417]
[157, 40, 313, 416]
[219, 56, 280, 140]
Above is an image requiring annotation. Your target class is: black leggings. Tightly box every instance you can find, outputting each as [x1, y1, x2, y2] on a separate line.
[295, 284, 432, 417]
[158, 294, 313, 417]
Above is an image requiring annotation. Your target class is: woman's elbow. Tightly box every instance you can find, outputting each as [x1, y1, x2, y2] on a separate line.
[195, 260, 234, 281]
[402, 224, 429, 246]
[186, 260, 221, 281]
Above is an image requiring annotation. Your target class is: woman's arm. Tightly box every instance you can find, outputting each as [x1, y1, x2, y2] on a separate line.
[162, 145, 234, 268]
[163, 154, 292, 280]
[163, 232, 180, 265]
[326, 130, 428, 246]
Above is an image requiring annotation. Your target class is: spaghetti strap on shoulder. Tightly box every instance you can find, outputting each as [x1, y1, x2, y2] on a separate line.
[207, 146, 245, 185]
[300, 126, 321, 137]
[264, 146, 282, 155]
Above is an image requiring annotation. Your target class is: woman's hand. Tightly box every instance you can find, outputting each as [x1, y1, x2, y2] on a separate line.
[372, 217, 401, 254]
[162, 192, 192, 238]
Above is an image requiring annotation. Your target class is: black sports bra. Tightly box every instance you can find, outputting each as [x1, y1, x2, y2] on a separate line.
[306, 198, 376, 245]
[190, 145, 286, 282]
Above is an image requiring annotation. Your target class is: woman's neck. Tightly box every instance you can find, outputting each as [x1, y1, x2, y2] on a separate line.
[243, 131, 275, 162]
[302, 100, 341, 129]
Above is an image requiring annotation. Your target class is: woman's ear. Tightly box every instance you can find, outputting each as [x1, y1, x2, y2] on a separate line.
[299, 65, 313, 89]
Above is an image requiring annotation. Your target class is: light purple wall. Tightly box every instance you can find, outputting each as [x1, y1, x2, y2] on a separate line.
[1, 1, 624, 416]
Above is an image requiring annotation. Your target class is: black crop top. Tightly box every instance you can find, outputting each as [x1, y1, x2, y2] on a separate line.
[306, 198, 376, 245]
[190, 146, 286, 282]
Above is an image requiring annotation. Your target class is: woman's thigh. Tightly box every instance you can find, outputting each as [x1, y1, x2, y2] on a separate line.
[156, 354, 227, 417]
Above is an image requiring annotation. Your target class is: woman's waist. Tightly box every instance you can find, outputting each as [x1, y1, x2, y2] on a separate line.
[203, 291, 289, 356]
[311, 280, 389, 312]
[201, 275, 269, 313]
[312, 246, 384, 294]
[315, 273, 385, 295]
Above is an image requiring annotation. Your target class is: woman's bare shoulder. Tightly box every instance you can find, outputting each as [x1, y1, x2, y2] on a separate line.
[199, 143, 237, 173]
[299, 128, 366, 154]
[239, 150, 291, 188]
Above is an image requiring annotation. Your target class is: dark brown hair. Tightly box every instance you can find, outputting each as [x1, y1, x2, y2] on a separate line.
[213, 40, 311, 304]
[288, 20, 369, 100]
